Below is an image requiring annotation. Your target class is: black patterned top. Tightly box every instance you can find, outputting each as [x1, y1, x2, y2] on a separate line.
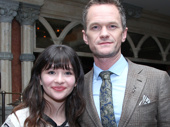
[43, 114, 69, 127]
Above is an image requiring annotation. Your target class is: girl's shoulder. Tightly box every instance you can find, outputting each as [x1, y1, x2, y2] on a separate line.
[14, 107, 29, 117]
[1, 107, 29, 127]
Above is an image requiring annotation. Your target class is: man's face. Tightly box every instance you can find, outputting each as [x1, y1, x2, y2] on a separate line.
[82, 4, 128, 58]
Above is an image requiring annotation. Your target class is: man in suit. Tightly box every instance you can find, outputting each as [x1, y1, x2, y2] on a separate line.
[79, 0, 170, 127]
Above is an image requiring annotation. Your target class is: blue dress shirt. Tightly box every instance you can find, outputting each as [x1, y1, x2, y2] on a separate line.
[92, 55, 128, 125]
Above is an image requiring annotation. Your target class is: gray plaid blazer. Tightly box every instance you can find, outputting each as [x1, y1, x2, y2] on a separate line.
[79, 59, 170, 127]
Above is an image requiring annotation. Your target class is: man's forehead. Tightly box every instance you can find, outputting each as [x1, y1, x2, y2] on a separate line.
[86, 4, 121, 25]
[86, 4, 120, 19]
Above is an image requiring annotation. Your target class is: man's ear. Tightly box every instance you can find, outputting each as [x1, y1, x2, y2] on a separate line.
[122, 27, 128, 42]
[82, 30, 89, 45]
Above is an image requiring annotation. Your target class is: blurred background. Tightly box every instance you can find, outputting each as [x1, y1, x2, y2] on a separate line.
[0, 0, 170, 125]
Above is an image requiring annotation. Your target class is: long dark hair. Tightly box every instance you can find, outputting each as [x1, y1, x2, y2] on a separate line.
[13, 44, 85, 127]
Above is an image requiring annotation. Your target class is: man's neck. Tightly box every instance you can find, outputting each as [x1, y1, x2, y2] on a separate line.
[94, 53, 121, 70]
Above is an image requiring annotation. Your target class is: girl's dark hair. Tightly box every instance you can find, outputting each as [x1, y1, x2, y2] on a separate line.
[13, 44, 85, 127]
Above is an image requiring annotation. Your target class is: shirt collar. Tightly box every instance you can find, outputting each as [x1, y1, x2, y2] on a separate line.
[93, 54, 128, 80]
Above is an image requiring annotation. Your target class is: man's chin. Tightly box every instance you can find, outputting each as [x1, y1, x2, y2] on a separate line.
[94, 52, 115, 58]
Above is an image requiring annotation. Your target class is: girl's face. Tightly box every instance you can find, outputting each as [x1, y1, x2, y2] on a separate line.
[40, 64, 76, 103]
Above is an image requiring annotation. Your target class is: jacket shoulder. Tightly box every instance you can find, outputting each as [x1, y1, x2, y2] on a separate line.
[128, 59, 168, 76]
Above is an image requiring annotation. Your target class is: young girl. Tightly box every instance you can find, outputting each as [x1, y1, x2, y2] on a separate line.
[2, 45, 85, 127]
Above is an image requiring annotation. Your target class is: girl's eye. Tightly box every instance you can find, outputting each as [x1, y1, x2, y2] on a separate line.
[48, 71, 55, 75]
[65, 71, 73, 75]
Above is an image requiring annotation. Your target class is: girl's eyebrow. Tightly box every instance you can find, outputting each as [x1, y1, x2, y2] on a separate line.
[66, 67, 73, 70]
[50, 66, 74, 70]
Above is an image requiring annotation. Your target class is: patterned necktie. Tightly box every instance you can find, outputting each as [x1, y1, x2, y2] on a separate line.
[99, 71, 117, 127]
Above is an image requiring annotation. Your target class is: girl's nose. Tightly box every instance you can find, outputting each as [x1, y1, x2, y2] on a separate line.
[54, 74, 64, 84]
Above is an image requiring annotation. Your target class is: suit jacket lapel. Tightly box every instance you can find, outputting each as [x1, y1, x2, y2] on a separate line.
[118, 60, 147, 127]
[84, 69, 102, 127]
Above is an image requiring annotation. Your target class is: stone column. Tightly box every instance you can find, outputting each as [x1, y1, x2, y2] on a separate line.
[16, 3, 40, 90]
[0, 0, 19, 105]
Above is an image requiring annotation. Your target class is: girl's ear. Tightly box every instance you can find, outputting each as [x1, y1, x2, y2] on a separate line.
[74, 81, 77, 87]
[40, 81, 42, 85]
[39, 76, 42, 85]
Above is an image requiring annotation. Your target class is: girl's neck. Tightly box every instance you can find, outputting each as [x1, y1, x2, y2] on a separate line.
[44, 101, 66, 125]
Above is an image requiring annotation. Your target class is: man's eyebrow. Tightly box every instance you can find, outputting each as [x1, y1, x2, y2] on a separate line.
[88, 21, 118, 25]
[88, 22, 99, 26]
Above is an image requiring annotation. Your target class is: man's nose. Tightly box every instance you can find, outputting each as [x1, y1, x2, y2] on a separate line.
[100, 27, 109, 39]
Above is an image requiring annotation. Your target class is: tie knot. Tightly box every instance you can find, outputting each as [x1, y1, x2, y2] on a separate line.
[99, 71, 112, 80]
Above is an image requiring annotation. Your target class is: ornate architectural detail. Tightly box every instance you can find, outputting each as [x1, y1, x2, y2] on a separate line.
[20, 54, 35, 62]
[123, 3, 143, 19]
[16, 3, 40, 25]
[0, 0, 19, 22]
[0, 52, 13, 60]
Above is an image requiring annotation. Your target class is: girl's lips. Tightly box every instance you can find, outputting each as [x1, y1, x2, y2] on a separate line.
[52, 86, 66, 92]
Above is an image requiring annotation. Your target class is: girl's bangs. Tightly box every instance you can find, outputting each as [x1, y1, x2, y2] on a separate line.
[44, 54, 71, 70]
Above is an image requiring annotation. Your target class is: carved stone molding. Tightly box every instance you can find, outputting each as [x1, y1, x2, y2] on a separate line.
[123, 3, 143, 19]
[0, 0, 19, 22]
[15, 0, 44, 6]
[0, 52, 13, 61]
[16, 3, 40, 25]
[20, 53, 35, 62]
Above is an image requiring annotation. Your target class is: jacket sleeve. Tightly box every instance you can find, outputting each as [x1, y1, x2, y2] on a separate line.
[157, 72, 170, 126]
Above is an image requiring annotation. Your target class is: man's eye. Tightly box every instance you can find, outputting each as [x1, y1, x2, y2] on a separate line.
[109, 25, 116, 29]
[91, 25, 100, 30]
[48, 71, 55, 75]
